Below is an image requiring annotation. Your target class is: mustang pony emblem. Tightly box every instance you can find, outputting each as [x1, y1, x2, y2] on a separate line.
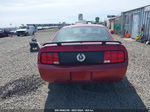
[76, 53, 86, 62]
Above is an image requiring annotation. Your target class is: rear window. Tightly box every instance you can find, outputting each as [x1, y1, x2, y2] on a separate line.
[54, 26, 111, 42]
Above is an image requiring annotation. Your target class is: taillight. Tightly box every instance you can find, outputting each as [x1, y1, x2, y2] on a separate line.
[41, 53, 59, 64]
[104, 51, 125, 63]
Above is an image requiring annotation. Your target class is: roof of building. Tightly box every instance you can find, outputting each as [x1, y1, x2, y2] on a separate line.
[122, 4, 150, 13]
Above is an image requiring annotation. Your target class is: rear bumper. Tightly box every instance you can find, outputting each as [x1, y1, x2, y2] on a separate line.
[38, 63, 128, 82]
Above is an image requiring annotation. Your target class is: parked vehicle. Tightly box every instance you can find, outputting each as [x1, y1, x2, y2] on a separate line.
[0, 29, 10, 38]
[37, 26, 43, 30]
[9, 30, 17, 35]
[37, 24, 128, 82]
[16, 26, 36, 36]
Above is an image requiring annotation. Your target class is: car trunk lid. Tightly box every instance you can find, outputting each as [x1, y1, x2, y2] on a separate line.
[38, 41, 128, 65]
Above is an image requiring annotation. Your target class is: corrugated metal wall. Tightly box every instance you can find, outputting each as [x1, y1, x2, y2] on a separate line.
[143, 11, 150, 40]
[121, 6, 150, 41]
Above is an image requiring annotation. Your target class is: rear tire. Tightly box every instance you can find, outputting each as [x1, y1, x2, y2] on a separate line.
[25, 33, 29, 36]
[30, 48, 33, 52]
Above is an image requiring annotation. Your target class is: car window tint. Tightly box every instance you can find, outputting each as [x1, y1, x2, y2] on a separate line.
[54, 26, 111, 42]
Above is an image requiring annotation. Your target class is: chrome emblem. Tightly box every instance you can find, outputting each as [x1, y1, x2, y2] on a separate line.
[76, 53, 86, 62]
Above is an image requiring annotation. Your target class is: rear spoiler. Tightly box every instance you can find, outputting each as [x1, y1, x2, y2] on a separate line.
[43, 41, 122, 46]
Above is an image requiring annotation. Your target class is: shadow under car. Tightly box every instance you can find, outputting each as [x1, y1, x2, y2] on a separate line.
[44, 77, 148, 112]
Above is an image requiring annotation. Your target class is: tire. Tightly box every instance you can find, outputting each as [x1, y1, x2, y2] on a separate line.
[25, 33, 29, 36]
[32, 32, 35, 35]
[30, 48, 33, 52]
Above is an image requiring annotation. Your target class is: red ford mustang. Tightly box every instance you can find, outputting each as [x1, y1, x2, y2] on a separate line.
[37, 24, 128, 82]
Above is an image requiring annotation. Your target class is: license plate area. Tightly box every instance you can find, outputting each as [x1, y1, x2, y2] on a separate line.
[71, 72, 91, 81]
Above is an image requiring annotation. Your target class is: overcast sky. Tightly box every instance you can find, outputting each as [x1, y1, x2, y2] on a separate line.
[0, 0, 150, 27]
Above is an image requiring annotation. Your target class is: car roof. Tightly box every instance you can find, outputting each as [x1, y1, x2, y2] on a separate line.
[63, 24, 106, 29]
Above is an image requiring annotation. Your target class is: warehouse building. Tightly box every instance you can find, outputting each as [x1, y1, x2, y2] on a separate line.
[121, 5, 150, 41]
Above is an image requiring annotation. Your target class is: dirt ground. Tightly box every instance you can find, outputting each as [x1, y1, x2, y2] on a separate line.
[0, 30, 149, 112]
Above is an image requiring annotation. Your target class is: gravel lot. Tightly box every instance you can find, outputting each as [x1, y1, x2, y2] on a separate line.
[0, 30, 149, 112]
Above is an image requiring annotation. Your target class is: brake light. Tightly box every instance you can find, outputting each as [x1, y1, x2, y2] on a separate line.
[104, 51, 125, 63]
[41, 53, 59, 64]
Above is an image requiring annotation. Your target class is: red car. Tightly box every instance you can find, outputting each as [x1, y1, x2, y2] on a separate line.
[37, 24, 128, 82]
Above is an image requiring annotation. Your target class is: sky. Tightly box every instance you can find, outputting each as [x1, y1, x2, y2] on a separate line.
[0, 0, 150, 27]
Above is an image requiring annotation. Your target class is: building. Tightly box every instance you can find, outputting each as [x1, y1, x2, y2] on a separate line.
[78, 13, 83, 21]
[75, 13, 87, 24]
[121, 5, 150, 41]
[107, 16, 121, 34]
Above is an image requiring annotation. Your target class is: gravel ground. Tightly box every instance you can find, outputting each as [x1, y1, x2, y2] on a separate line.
[115, 35, 150, 108]
[0, 31, 149, 112]
[0, 29, 57, 110]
